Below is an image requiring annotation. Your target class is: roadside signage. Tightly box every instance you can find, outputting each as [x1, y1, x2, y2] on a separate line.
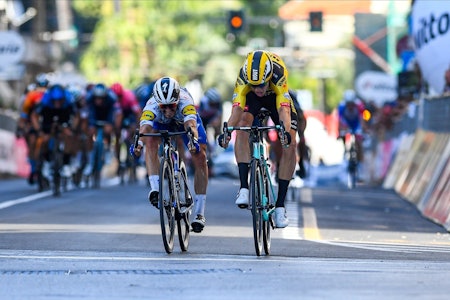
[0, 31, 25, 67]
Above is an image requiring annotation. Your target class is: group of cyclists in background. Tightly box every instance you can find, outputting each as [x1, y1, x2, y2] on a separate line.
[16, 49, 367, 234]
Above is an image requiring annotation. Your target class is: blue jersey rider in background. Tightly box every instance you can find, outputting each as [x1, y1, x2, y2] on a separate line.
[31, 84, 78, 180]
[337, 89, 365, 163]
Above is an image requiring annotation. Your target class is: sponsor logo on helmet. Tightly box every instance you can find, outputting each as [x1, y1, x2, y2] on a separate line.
[252, 69, 259, 81]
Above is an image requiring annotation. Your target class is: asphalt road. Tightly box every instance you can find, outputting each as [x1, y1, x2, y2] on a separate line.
[1, 165, 450, 300]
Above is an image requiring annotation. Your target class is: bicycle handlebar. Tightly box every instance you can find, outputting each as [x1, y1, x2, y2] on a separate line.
[133, 128, 192, 149]
[223, 120, 285, 135]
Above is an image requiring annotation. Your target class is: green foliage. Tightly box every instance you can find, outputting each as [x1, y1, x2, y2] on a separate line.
[78, 0, 234, 88]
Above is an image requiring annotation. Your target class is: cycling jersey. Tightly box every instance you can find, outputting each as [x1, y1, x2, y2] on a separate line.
[85, 89, 118, 127]
[36, 89, 77, 134]
[118, 89, 140, 116]
[232, 51, 295, 113]
[338, 100, 365, 133]
[20, 90, 45, 120]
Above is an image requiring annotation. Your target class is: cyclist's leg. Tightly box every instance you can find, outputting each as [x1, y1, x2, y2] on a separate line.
[181, 118, 208, 213]
[235, 93, 262, 191]
[142, 122, 162, 206]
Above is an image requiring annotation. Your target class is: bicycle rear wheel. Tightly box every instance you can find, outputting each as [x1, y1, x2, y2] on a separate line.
[177, 161, 191, 252]
[159, 158, 175, 254]
[250, 161, 263, 256]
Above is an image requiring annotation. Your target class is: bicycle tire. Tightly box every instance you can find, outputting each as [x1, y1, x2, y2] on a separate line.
[250, 160, 263, 256]
[159, 157, 175, 254]
[92, 136, 104, 189]
[262, 169, 271, 255]
[177, 161, 191, 252]
[52, 139, 62, 197]
[347, 145, 358, 189]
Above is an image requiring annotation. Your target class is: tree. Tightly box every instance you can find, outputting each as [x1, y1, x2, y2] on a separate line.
[73, 0, 234, 87]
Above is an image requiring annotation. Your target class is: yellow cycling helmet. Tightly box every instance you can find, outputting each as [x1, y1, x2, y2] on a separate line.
[243, 50, 273, 86]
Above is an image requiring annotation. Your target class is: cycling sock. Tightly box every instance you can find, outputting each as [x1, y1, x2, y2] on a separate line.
[194, 194, 206, 216]
[276, 179, 290, 207]
[238, 162, 249, 189]
[149, 175, 159, 192]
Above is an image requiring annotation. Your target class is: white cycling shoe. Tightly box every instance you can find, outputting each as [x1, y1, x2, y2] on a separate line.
[235, 188, 249, 208]
[60, 165, 72, 178]
[275, 207, 289, 228]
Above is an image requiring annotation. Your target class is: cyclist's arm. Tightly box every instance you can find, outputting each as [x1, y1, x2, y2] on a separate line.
[274, 89, 292, 131]
[184, 119, 198, 139]
[228, 82, 251, 127]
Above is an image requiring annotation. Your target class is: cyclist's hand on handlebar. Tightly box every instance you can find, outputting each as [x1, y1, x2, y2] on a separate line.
[188, 137, 200, 154]
[218, 132, 231, 148]
[129, 140, 143, 159]
[279, 131, 291, 148]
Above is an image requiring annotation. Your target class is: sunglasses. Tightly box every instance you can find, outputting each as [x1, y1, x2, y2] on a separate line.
[159, 103, 177, 111]
[250, 82, 268, 88]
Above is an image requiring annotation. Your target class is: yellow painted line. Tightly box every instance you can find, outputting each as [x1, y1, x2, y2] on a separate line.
[299, 188, 322, 241]
[302, 207, 322, 240]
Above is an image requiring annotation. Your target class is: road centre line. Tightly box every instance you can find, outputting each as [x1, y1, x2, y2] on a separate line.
[300, 188, 322, 240]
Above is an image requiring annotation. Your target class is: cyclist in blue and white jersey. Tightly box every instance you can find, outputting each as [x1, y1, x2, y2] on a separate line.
[132, 77, 209, 233]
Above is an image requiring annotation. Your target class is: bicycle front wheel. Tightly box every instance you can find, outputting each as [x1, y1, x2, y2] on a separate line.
[159, 158, 175, 254]
[250, 160, 263, 256]
[347, 146, 358, 189]
[52, 143, 62, 197]
[177, 161, 191, 252]
[262, 170, 272, 255]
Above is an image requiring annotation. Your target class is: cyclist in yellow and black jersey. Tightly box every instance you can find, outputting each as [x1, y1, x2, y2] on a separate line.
[218, 50, 298, 228]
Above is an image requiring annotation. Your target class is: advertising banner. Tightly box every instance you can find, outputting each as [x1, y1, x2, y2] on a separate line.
[412, 1, 450, 94]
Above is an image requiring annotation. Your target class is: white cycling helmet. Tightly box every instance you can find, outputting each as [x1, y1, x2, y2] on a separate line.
[343, 89, 356, 103]
[153, 77, 180, 105]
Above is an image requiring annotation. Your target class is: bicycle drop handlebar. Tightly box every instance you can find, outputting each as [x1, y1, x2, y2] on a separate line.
[133, 128, 195, 148]
[223, 120, 286, 136]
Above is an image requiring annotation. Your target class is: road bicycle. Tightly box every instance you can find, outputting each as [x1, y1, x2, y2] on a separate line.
[117, 123, 138, 185]
[36, 117, 69, 196]
[134, 128, 195, 254]
[85, 120, 108, 189]
[222, 111, 286, 256]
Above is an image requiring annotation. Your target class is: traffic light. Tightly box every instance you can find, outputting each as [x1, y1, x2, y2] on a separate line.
[228, 10, 245, 34]
[309, 11, 323, 32]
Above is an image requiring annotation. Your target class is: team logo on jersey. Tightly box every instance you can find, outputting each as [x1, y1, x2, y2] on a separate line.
[140, 110, 155, 121]
[182, 105, 196, 115]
